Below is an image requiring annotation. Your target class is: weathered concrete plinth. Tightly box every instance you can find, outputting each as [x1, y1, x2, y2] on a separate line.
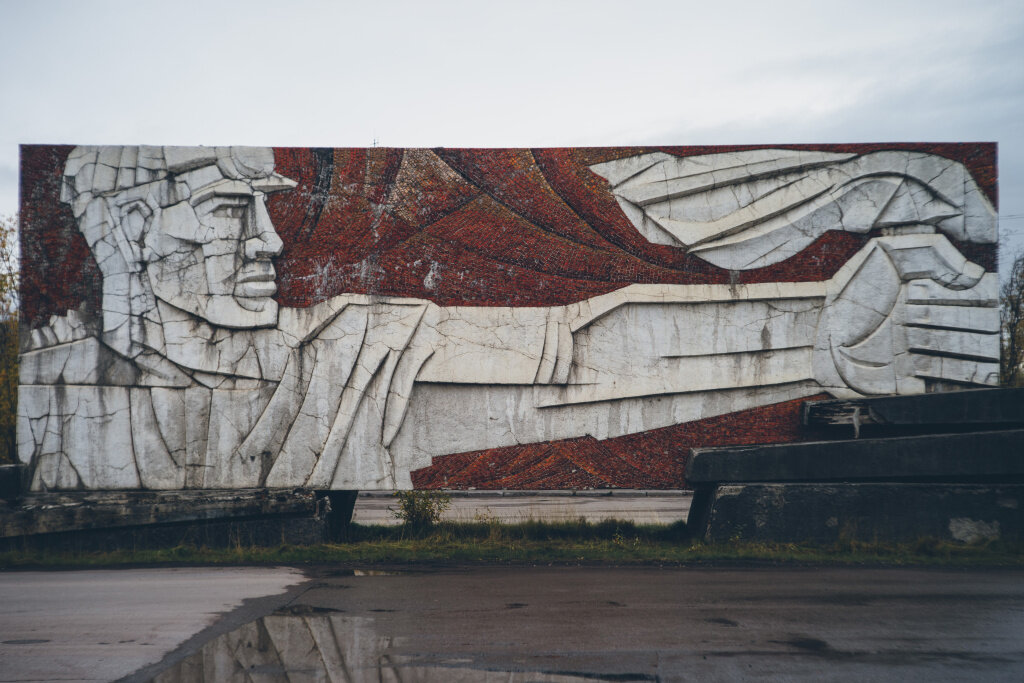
[803, 386, 1024, 437]
[687, 389, 1024, 545]
[0, 486, 357, 551]
[700, 483, 1024, 544]
[0, 464, 23, 500]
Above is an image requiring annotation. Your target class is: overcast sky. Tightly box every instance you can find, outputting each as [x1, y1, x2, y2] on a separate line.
[2, 0, 1022, 274]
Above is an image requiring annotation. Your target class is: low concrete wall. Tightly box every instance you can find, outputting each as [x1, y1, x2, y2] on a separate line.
[699, 483, 1024, 544]
[0, 489, 357, 551]
[687, 390, 1024, 545]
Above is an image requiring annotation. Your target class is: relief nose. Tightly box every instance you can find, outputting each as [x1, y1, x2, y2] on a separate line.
[246, 194, 284, 258]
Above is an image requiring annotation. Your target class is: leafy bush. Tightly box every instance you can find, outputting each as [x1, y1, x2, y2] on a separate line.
[390, 490, 452, 530]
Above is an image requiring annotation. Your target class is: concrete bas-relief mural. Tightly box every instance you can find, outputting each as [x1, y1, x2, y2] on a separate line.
[18, 144, 999, 491]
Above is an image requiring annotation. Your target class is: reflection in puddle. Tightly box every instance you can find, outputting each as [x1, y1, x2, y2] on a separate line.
[150, 614, 617, 682]
[317, 569, 411, 578]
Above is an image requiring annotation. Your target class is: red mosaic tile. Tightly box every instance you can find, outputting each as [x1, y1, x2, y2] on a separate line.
[20, 143, 997, 327]
[411, 394, 831, 490]
[19, 145, 102, 329]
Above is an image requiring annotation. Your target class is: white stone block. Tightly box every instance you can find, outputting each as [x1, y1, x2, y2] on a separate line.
[63, 148, 98, 180]
[905, 273, 998, 307]
[219, 146, 275, 179]
[74, 163, 97, 195]
[265, 313, 368, 487]
[24, 386, 140, 490]
[903, 303, 1000, 333]
[912, 355, 1000, 386]
[96, 146, 123, 168]
[163, 146, 217, 173]
[203, 386, 276, 488]
[130, 388, 186, 489]
[177, 164, 225, 194]
[962, 179, 998, 244]
[418, 306, 549, 384]
[91, 163, 118, 194]
[136, 145, 164, 170]
[905, 326, 999, 361]
[183, 387, 212, 488]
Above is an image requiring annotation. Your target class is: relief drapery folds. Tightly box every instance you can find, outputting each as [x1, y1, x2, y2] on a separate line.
[18, 145, 999, 490]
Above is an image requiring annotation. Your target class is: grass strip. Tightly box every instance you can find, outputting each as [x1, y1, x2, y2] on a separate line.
[2, 519, 1023, 568]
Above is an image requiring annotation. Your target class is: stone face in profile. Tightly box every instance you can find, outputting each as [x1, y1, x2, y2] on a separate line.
[60, 145, 295, 334]
[17, 144, 1001, 491]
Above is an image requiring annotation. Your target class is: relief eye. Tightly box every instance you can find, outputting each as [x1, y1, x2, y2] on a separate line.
[212, 205, 247, 218]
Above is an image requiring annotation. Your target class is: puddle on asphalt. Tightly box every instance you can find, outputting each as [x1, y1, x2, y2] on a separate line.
[317, 568, 412, 577]
[147, 614, 647, 682]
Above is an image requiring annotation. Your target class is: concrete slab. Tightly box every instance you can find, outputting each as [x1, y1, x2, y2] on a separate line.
[687, 429, 1024, 483]
[1, 489, 324, 538]
[697, 483, 1024, 543]
[0, 490, 331, 549]
[0, 567, 304, 683]
[804, 387, 1024, 430]
[351, 491, 692, 525]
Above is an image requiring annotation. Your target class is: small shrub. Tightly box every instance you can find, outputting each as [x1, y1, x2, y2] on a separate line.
[390, 490, 452, 531]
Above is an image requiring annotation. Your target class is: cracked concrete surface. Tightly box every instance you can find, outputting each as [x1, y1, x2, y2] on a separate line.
[17, 146, 1001, 492]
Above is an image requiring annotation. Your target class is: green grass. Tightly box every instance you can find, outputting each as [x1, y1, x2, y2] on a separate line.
[2, 519, 1023, 569]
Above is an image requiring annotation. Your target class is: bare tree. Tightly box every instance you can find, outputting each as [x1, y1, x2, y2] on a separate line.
[1002, 251, 1024, 387]
[0, 214, 17, 462]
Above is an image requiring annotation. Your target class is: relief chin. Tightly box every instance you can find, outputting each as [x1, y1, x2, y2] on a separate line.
[202, 296, 279, 329]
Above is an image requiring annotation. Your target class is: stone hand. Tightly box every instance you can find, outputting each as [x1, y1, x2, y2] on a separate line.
[813, 233, 999, 396]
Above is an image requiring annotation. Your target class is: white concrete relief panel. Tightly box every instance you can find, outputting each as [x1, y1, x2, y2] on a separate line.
[18, 145, 999, 490]
[591, 149, 997, 270]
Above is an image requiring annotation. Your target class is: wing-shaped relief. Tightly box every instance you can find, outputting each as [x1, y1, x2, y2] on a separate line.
[591, 150, 997, 270]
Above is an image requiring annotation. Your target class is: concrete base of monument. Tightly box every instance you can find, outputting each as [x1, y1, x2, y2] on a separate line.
[686, 388, 1024, 545]
[0, 489, 358, 551]
[0, 486, 690, 550]
[687, 429, 1024, 484]
[697, 483, 1024, 544]
[0, 464, 25, 499]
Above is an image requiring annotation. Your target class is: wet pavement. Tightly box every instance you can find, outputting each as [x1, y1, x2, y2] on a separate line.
[351, 490, 692, 525]
[5, 565, 1021, 682]
[0, 568, 304, 683]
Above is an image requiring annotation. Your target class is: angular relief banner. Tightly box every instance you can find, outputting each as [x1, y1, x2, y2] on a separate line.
[17, 144, 999, 491]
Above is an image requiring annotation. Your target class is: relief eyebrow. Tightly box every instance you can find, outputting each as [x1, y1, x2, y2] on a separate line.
[189, 179, 254, 205]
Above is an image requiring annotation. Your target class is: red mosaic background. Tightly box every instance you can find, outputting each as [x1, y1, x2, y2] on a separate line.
[19, 144, 998, 489]
[21, 143, 997, 328]
[411, 394, 832, 490]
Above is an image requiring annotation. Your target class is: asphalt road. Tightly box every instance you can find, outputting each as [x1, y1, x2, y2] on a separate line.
[4, 566, 1023, 682]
